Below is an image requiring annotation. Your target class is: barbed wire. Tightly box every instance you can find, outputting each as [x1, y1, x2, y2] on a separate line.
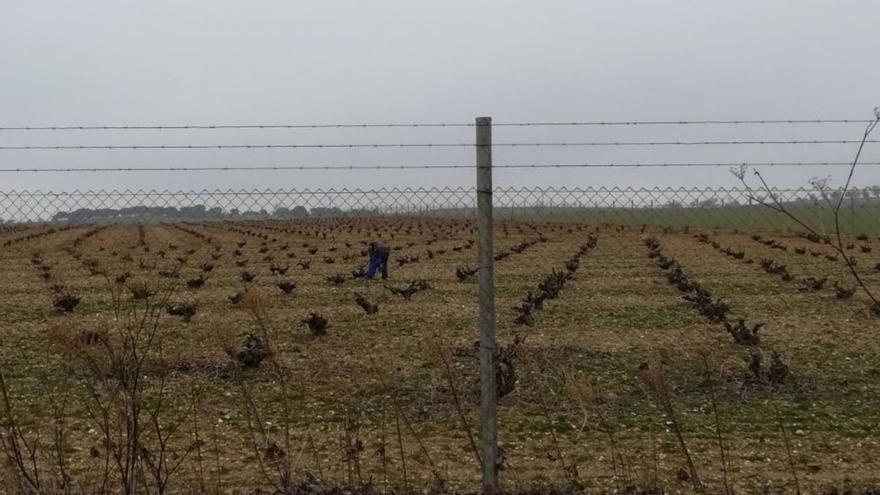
[1, 161, 879, 173]
[498, 119, 877, 126]
[1, 139, 878, 151]
[0, 119, 874, 131]
[0, 123, 474, 131]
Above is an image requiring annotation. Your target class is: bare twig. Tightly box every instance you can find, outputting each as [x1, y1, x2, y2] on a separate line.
[190, 388, 207, 494]
[0, 368, 42, 494]
[520, 349, 576, 483]
[379, 401, 389, 490]
[565, 375, 628, 490]
[436, 344, 482, 470]
[769, 392, 802, 495]
[392, 398, 444, 488]
[733, 111, 880, 313]
[637, 362, 704, 493]
[393, 405, 409, 492]
[701, 355, 731, 494]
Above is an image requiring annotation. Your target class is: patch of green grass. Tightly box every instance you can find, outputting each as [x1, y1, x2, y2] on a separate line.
[552, 302, 702, 329]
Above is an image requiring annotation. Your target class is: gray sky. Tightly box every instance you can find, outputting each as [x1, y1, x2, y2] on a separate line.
[1, 0, 878, 193]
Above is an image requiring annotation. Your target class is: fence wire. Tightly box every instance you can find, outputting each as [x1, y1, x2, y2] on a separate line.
[3, 161, 880, 173]
[0, 118, 873, 131]
[1, 186, 878, 234]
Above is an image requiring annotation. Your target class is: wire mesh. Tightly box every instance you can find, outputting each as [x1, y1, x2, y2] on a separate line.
[1, 186, 878, 234]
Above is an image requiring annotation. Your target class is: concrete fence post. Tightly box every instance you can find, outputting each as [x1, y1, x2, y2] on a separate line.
[475, 116, 497, 495]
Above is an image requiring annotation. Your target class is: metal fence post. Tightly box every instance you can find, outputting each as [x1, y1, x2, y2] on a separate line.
[475, 116, 497, 495]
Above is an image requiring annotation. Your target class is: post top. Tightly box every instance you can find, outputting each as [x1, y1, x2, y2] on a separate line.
[475, 116, 492, 124]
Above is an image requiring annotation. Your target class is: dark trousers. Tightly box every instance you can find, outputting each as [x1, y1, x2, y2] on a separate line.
[366, 253, 389, 279]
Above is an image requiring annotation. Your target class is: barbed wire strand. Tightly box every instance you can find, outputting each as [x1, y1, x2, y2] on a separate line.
[2, 161, 879, 173]
[1, 139, 879, 150]
[0, 119, 875, 131]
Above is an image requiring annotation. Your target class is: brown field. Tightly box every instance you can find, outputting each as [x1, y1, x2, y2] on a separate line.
[0, 218, 879, 494]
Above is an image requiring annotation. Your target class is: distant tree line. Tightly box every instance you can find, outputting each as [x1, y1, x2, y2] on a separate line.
[668, 186, 880, 209]
[49, 204, 366, 223]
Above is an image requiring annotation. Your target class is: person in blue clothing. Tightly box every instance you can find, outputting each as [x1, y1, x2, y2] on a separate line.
[366, 240, 391, 280]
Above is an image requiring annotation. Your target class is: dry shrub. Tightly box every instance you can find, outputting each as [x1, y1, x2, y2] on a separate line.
[45, 280, 199, 493]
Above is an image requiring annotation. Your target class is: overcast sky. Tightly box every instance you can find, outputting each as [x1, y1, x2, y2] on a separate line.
[1, 0, 878, 193]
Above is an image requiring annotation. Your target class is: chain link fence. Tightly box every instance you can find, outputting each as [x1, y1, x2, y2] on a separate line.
[1, 186, 879, 234]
